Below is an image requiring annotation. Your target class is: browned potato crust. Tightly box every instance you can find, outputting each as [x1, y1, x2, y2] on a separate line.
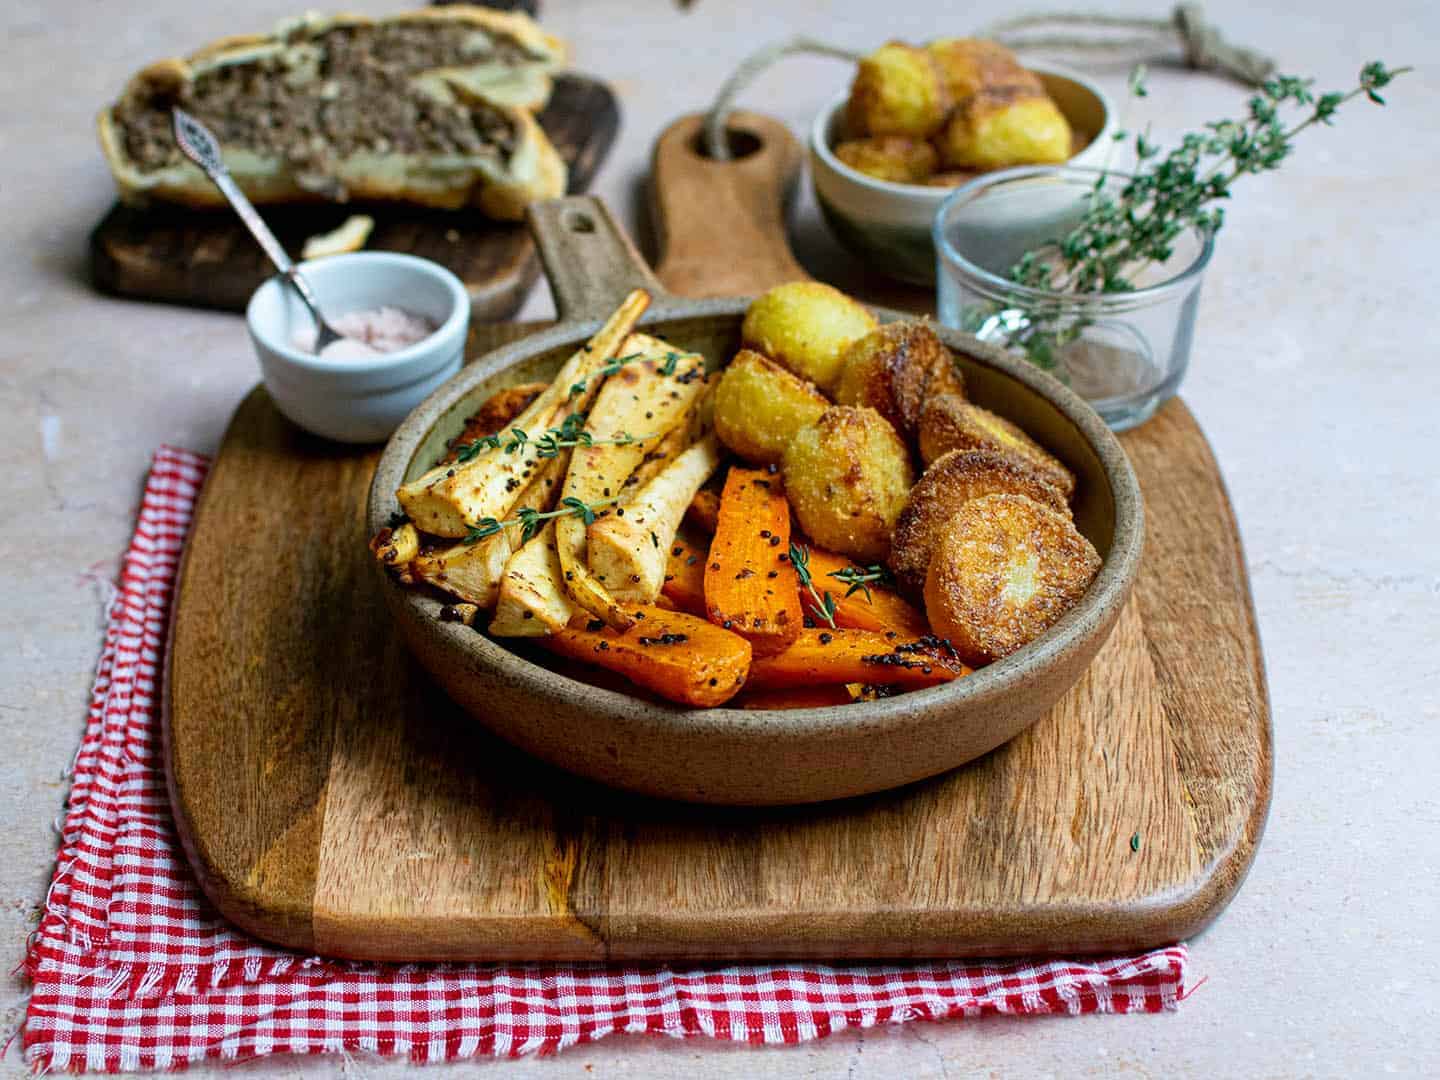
[924, 493, 1101, 665]
[713, 349, 830, 466]
[442, 381, 547, 462]
[926, 37, 1040, 100]
[741, 281, 878, 392]
[937, 87, 1073, 170]
[846, 42, 950, 139]
[782, 406, 913, 562]
[889, 449, 1068, 598]
[833, 321, 965, 440]
[918, 394, 1075, 499]
[834, 136, 938, 183]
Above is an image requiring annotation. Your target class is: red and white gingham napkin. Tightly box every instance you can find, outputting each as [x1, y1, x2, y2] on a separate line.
[18, 446, 1187, 1072]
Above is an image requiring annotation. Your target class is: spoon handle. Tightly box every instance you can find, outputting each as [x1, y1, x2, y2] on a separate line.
[171, 107, 339, 349]
[214, 170, 296, 277]
[171, 108, 294, 276]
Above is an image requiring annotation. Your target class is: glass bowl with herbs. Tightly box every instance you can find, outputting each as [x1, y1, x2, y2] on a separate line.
[935, 62, 1408, 430]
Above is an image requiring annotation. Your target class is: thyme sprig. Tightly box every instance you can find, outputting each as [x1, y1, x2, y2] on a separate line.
[827, 563, 895, 602]
[1010, 61, 1411, 297]
[567, 351, 643, 399]
[454, 411, 654, 464]
[463, 494, 620, 546]
[789, 541, 838, 629]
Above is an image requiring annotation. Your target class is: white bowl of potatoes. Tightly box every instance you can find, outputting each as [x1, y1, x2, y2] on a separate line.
[810, 39, 1115, 284]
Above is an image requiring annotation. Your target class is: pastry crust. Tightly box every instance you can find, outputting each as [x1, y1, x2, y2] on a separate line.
[96, 6, 568, 219]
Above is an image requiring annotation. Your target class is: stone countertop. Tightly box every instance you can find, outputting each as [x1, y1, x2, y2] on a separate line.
[2, 0, 1436, 1075]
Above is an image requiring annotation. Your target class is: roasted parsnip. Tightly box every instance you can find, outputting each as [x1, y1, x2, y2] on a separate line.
[588, 434, 723, 604]
[411, 452, 569, 608]
[489, 521, 575, 637]
[396, 289, 650, 536]
[369, 522, 420, 567]
[554, 333, 710, 629]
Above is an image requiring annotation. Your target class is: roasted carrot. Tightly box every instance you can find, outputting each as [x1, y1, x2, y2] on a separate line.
[661, 530, 708, 616]
[746, 629, 970, 691]
[734, 685, 854, 710]
[703, 467, 803, 657]
[802, 547, 931, 638]
[543, 605, 752, 708]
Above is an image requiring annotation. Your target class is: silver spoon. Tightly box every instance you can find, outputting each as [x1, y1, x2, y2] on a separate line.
[170, 107, 343, 354]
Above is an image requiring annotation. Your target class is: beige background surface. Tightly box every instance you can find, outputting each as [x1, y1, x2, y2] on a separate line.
[2, 0, 1437, 1076]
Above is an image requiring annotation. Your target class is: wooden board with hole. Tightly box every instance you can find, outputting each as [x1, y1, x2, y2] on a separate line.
[161, 111, 1270, 961]
[90, 75, 618, 318]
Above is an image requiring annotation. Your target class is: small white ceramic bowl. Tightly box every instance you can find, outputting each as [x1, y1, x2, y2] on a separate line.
[246, 252, 469, 443]
[810, 62, 1116, 285]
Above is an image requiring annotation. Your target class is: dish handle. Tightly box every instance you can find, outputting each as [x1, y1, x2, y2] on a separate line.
[525, 196, 669, 325]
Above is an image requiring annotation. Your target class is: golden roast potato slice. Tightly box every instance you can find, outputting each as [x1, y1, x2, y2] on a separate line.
[918, 394, 1075, 499]
[889, 449, 1069, 598]
[924, 493, 1100, 665]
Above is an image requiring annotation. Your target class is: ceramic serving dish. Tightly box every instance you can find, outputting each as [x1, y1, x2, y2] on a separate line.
[247, 251, 470, 443]
[367, 195, 1143, 805]
[810, 62, 1116, 285]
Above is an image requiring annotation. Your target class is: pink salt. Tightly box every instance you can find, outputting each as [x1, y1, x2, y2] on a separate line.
[292, 306, 437, 358]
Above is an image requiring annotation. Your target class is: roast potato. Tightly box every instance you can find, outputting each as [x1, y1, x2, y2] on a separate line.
[833, 321, 965, 440]
[918, 393, 1075, 498]
[888, 449, 1069, 597]
[846, 42, 950, 139]
[937, 87, 1073, 170]
[741, 282, 878, 392]
[926, 38, 1041, 100]
[713, 349, 830, 466]
[925, 493, 1101, 665]
[782, 406, 913, 562]
[834, 136, 938, 183]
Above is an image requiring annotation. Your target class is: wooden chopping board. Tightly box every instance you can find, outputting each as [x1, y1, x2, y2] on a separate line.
[90, 74, 618, 319]
[164, 112, 1271, 961]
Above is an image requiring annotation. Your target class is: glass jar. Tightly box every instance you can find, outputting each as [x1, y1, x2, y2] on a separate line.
[934, 166, 1214, 431]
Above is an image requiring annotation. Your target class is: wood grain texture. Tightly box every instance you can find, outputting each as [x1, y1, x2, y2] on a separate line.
[165, 362, 1270, 961]
[164, 111, 1270, 960]
[91, 75, 619, 317]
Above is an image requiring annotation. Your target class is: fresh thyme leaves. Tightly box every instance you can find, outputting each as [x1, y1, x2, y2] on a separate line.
[463, 494, 621, 546]
[789, 541, 838, 629]
[1010, 61, 1411, 297]
[454, 351, 696, 465]
[451, 412, 654, 464]
[827, 563, 894, 601]
[1130, 831, 1141, 853]
[562, 351, 642, 400]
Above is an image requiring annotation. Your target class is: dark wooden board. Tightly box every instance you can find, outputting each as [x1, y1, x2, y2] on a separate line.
[90, 74, 618, 319]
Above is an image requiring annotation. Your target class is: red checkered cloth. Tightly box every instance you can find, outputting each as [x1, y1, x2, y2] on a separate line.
[19, 446, 1187, 1072]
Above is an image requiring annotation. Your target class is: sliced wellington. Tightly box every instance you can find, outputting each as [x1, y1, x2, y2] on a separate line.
[97, 7, 568, 218]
